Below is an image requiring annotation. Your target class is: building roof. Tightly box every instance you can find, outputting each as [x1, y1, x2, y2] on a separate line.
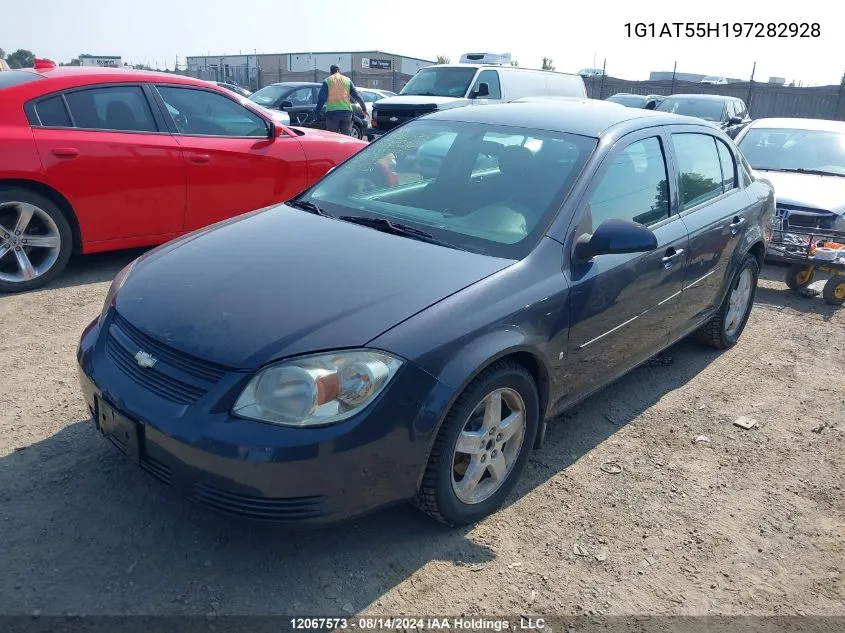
[426, 99, 701, 137]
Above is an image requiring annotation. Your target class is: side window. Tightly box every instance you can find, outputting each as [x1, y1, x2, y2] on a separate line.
[286, 87, 314, 106]
[156, 86, 268, 137]
[586, 137, 669, 229]
[716, 140, 737, 191]
[473, 70, 502, 99]
[736, 101, 748, 119]
[64, 86, 157, 132]
[671, 133, 725, 209]
[35, 95, 72, 127]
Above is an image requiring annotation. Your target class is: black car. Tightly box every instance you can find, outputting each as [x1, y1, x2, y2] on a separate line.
[606, 93, 663, 110]
[249, 81, 368, 139]
[656, 94, 751, 138]
[78, 100, 773, 527]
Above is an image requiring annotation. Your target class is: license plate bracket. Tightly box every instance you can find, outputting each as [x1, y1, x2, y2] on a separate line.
[96, 397, 142, 465]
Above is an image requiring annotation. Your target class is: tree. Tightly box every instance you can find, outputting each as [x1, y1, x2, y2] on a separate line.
[0, 48, 5, 60]
[6, 49, 35, 69]
[542, 57, 555, 71]
[436, 54, 450, 64]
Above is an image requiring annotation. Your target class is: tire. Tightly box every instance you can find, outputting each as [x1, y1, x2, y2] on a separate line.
[785, 264, 814, 291]
[0, 187, 73, 293]
[822, 277, 845, 306]
[695, 253, 759, 349]
[350, 121, 365, 140]
[415, 360, 539, 526]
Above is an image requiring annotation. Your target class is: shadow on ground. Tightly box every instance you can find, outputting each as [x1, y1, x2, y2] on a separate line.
[756, 262, 842, 321]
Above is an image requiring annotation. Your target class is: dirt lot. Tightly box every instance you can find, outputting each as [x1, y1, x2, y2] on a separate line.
[1, 253, 843, 618]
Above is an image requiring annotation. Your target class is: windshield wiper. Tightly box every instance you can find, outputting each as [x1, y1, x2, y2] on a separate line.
[287, 199, 333, 216]
[762, 167, 845, 178]
[338, 215, 451, 246]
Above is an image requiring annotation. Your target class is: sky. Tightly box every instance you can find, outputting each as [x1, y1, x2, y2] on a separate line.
[1, 0, 841, 86]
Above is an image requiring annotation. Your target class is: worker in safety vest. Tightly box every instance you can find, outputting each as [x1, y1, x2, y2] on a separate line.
[313, 65, 368, 136]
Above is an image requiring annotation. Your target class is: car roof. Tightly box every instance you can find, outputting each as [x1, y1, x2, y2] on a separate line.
[425, 99, 701, 137]
[265, 81, 319, 88]
[663, 93, 739, 102]
[745, 117, 845, 132]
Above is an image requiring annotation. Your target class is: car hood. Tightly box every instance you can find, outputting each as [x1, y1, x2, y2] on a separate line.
[115, 206, 513, 369]
[754, 170, 845, 216]
[376, 95, 469, 108]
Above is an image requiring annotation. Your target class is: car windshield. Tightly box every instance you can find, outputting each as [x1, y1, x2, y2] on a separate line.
[299, 119, 597, 259]
[737, 127, 845, 176]
[657, 98, 724, 121]
[249, 85, 287, 106]
[400, 67, 478, 98]
[607, 95, 645, 107]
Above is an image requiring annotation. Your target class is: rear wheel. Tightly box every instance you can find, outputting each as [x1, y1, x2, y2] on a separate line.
[0, 188, 73, 293]
[350, 122, 364, 140]
[785, 264, 814, 291]
[695, 254, 759, 349]
[415, 361, 539, 526]
[822, 277, 845, 306]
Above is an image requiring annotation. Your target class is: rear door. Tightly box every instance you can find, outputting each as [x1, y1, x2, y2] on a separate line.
[29, 84, 186, 242]
[153, 84, 307, 231]
[668, 127, 749, 329]
[562, 129, 689, 399]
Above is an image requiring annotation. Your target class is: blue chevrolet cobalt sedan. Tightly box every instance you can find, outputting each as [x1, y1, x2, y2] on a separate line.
[78, 100, 774, 526]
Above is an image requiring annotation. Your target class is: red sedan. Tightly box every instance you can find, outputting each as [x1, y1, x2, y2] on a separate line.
[0, 63, 368, 292]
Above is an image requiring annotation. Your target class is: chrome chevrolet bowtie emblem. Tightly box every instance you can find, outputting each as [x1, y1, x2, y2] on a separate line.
[389, 116, 398, 122]
[134, 350, 157, 369]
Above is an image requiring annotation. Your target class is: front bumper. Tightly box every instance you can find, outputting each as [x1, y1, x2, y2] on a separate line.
[77, 315, 452, 525]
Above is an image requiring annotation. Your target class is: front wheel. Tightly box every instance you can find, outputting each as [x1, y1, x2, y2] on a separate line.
[822, 277, 845, 306]
[0, 188, 73, 293]
[350, 122, 364, 140]
[695, 253, 759, 349]
[415, 361, 539, 526]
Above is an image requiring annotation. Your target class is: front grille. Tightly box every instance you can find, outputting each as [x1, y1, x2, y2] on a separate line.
[139, 455, 172, 487]
[374, 105, 437, 131]
[112, 312, 228, 382]
[776, 205, 837, 229]
[192, 483, 330, 522]
[106, 335, 207, 405]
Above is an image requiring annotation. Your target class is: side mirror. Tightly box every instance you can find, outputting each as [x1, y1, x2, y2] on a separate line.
[280, 100, 293, 109]
[729, 116, 743, 125]
[572, 218, 658, 263]
[472, 82, 490, 98]
[267, 121, 277, 139]
[644, 100, 657, 110]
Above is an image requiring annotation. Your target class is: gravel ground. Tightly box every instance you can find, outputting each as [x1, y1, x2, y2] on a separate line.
[0, 253, 843, 618]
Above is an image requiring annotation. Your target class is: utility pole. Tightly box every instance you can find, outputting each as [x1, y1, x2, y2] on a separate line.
[598, 58, 607, 99]
[746, 61, 756, 116]
[670, 61, 677, 94]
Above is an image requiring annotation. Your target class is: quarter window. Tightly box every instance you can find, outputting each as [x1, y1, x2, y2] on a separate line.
[35, 95, 71, 127]
[586, 137, 670, 229]
[64, 86, 157, 132]
[473, 70, 502, 99]
[671, 133, 725, 210]
[716, 140, 737, 191]
[156, 86, 268, 137]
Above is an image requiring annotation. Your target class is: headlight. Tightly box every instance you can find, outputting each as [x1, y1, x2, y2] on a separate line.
[232, 350, 404, 427]
[99, 260, 137, 325]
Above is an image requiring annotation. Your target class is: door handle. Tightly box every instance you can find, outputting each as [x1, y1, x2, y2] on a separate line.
[729, 216, 747, 236]
[662, 248, 685, 269]
[189, 154, 210, 165]
[51, 147, 78, 159]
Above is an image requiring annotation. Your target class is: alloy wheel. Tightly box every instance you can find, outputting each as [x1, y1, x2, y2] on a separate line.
[725, 268, 753, 337]
[451, 388, 526, 505]
[0, 201, 63, 285]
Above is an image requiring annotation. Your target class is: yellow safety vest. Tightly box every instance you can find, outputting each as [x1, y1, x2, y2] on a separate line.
[325, 74, 353, 112]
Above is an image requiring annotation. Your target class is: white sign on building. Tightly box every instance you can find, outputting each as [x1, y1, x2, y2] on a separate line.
[80, 56, 122, 68]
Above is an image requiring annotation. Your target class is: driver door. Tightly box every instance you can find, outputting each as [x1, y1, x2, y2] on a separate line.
[283, 86, 319, 126]
[153, 84, 307, 230]
[560, 129, 689, 401]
